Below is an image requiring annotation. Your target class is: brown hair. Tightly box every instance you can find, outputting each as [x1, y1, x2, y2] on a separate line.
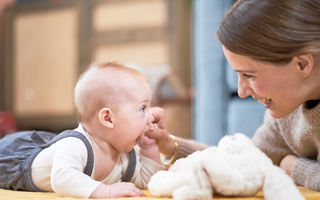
[74, 61, 147, 123]
[217, 0, 320, 64]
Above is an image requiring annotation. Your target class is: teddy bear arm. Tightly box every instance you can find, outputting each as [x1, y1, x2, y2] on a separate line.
[148, 171, 192, 197]
[173, 163, 213, 200]
[199, 159, 249, 196]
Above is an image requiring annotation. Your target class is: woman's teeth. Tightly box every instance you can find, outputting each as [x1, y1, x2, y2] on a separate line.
[258, 98, 271, 104]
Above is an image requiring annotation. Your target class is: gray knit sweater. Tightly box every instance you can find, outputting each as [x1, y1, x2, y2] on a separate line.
[175, 137, 209, 160]
[252, 101, 320, 191]
[176, 101, 320, 191]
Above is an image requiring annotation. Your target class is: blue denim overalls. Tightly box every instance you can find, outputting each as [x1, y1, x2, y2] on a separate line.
[0, 130, 136, 191]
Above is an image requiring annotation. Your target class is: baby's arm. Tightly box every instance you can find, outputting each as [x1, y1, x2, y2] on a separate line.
[138, 123, 161, 164]
[131, 129, 165, 189]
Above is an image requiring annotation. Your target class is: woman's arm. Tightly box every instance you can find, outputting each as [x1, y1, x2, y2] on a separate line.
[280, 154, 298, 177]
[291, 157, 320, 192]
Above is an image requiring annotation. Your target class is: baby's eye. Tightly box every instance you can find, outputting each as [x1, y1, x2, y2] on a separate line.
[140, 106, 146, 112]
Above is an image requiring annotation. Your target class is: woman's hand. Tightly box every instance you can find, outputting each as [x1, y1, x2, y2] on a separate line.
[145, 107, 176, 157]
[279, 154, 298, 177]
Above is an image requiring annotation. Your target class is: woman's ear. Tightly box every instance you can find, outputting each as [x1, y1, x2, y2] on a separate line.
[99, 108, 114, 128]
[297, 54, 314, 79]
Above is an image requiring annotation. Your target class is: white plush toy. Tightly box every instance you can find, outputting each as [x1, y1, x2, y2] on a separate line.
[148, 133, 305, 200]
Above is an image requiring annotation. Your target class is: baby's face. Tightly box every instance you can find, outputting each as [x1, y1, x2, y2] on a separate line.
[110, 79, 154, 152]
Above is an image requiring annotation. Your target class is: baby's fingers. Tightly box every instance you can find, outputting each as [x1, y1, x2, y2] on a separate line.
[122, 183, 145, 197]
[149, 123, 159, 131]
[122, 188, 146, 197]
[109, 182, 146, 198]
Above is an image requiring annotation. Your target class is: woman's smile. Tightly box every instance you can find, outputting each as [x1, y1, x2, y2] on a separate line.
[257, 97, 271, 104]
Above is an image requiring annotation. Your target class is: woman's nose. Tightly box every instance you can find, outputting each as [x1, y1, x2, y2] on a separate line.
[237, 76, 253, 98]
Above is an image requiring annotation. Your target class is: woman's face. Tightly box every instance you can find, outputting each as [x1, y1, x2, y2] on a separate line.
[222, 46, 307, 119]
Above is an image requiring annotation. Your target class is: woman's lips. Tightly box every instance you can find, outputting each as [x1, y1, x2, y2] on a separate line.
[255, 97, 272, 108]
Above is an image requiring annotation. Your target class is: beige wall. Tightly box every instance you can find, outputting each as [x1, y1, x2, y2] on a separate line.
[13, 8, 78, 117]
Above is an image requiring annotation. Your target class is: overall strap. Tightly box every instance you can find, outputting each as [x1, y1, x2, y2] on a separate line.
[30, 131, 47, 145]
[121, 149, 137, 182]
[31, 130, 94, 177]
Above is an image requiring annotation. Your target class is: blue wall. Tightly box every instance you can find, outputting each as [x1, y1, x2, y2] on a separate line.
[193, 0, 266, 145]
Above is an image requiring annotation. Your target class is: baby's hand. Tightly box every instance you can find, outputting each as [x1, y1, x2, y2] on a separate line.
[138, 133, 157, 149]
[89, 182, 145, 198]
[138, 123, 162, 164]
[138, 123, 158, 149]
[109, 182, 146, 198]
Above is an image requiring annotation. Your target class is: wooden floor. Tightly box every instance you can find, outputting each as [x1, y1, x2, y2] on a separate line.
[0, 187, 320, 200]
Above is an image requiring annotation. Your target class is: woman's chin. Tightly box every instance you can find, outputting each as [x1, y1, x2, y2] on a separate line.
[268, 108, 293, 119]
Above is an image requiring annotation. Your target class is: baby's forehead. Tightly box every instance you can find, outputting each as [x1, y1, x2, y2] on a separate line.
[94, 67, 147, 86]
[88, 66, 144, 81]
[80, 66, 150, 96]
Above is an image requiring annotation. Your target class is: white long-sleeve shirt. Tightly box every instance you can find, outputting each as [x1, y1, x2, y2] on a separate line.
[31, 124, 164, 198]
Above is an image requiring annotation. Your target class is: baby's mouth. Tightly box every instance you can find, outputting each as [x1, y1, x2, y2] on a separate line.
[258, 98, 271, 104]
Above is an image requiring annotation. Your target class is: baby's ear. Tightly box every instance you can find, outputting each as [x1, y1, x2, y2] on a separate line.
[99, 108, 114, 128]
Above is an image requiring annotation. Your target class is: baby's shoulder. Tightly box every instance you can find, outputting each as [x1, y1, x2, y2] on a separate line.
[53, 136, 88, 148]
[49, 136, 89, 159]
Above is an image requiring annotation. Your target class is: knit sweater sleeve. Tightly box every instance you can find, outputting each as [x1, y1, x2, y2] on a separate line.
[292, 158, 320, 191]
[291, 103, 320, 191]
[252, 111, 293, 166]
[176, 137, 209, 160]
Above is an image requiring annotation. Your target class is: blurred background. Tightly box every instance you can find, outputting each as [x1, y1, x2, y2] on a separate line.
[0, 0, 266, 145]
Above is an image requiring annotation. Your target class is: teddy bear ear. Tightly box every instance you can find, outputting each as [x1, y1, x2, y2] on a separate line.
[263, 165, 305, 200]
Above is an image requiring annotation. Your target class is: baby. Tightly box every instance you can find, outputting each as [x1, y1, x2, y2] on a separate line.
[0, 61, 164, 198]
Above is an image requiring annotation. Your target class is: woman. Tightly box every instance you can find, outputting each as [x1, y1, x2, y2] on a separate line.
[147, 0, 320, 192]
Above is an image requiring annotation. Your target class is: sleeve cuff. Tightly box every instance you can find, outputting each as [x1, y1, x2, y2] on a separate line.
[176, 137, 209, 160]
[292, 157, 320, 191]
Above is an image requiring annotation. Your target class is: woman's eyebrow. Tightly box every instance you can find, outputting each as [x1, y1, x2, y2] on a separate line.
[234, 70, 256, 73]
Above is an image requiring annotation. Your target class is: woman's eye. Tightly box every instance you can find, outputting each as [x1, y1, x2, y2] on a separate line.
[243, 73, 253, 78]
